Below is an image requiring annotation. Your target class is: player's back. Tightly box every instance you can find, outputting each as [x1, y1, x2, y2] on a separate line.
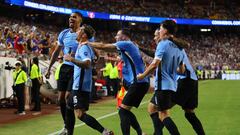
[115, 40, 149, 84]
[180, 50, 198, 80]
[155, 39, 184, 91]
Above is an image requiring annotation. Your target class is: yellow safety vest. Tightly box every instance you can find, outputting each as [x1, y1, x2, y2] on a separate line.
[30, 64, 41, 79]
[110, 66, 119, 79]
[103, 63, 113, 77]
[55, 63, 63, 80]
[13, 69, 27, 85]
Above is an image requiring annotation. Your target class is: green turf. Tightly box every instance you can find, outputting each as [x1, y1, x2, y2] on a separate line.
[0, 80, 240, 135]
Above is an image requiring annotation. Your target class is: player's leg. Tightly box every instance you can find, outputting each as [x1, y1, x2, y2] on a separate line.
[156, 90, 180, 135]
[119, 104, 135, 135]
[184, 109, 205, 135]
[58, 91, 67, 126]
[148, 95, 163, 135]
[183, 80, 205, 135]
[74, 91, 113, 135]
[65, 92, 75, 135]
[57, 64, 74, 132]
[76, 109, 106, 133]
[119, 82, 149, 135]
[63, 71, 75, 135]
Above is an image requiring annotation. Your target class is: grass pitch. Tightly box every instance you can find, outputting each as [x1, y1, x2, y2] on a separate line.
[0, 80, 240, 135]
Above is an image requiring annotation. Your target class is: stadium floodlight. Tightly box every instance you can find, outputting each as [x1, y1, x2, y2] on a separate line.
[130, 22, 136, 25]
[200, 28, 211, 32]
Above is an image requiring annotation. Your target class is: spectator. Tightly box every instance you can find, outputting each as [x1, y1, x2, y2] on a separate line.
[39, 33, 51, 59]
[14, 30, 25, 54]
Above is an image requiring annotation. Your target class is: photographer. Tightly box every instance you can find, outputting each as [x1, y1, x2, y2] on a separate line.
[12, 61, 27, 115]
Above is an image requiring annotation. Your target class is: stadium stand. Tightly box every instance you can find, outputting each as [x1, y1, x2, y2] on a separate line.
[29, 0, 240, 19]
[1, 16, 240, 70]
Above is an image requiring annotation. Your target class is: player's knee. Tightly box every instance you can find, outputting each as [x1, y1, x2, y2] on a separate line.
[76, 109, 85, 119]
[159, 110, 170, 121]
[120, 104, 131, 111]
[148, 103, 158, 114]
[184, 109, 194, 113]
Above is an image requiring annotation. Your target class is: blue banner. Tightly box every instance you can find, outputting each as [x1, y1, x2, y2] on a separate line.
[5, 0, 240, 26]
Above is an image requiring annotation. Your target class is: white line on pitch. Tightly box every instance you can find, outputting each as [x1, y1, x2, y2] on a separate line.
[48, 100, 149, 135]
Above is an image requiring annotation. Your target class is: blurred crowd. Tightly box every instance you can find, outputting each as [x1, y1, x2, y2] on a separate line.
[182, 34, 240, 70]
[1, 16, 240, 71]
[29, 0, 240, 20]
[0, 17, 59, 58]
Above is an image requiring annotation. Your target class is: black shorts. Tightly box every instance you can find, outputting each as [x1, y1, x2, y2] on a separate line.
[173, 78, 198, 110]
[67, 90, 90, 111]
[122, 82, 149, 108]
[57, 64, 74, 91]
[150, 90, 175, 111]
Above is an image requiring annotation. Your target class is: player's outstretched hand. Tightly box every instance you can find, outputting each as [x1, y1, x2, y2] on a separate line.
[64, 54, 73, 62]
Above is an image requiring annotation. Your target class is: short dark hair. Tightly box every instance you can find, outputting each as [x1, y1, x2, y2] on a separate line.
[82, 24, 95, 40]
[121, 28, 131, 38]
[32, 56, 39, 65]
[161, 20, 177, 35]
[73, 12, 83, 18]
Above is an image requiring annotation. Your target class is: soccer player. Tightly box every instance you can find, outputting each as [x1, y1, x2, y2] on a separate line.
[137, 20, 185, 135]
[64, 24, 113, 135]
[173, 50, 205, 135]
[45, 12, 83, 134]
[85, 28, 150, 135]
[140, 29, 205, 135]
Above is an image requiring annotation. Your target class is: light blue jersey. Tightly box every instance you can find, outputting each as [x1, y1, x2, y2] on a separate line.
[72, 44, 95, 92]
[58, 29, 78, 66]
[154, 39, 184, 92]
[178, 50, 198, 80]
[114, 41, 149, 85]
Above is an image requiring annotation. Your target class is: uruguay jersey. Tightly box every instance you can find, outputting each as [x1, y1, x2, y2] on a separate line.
[154, 39, 184, 92]
[178, 50, 198, 80]
[72, 44, 95, 92]
[114, 41, 149, 85]
[58, 29, 78, 66]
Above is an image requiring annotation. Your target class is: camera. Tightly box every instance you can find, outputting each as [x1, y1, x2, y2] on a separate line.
[4, 61, 15, 70]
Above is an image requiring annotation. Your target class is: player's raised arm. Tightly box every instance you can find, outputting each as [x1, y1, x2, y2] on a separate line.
[171, 36, 190, 49]
[45, 44, 62, 78]
[87, 42, 117, 52]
